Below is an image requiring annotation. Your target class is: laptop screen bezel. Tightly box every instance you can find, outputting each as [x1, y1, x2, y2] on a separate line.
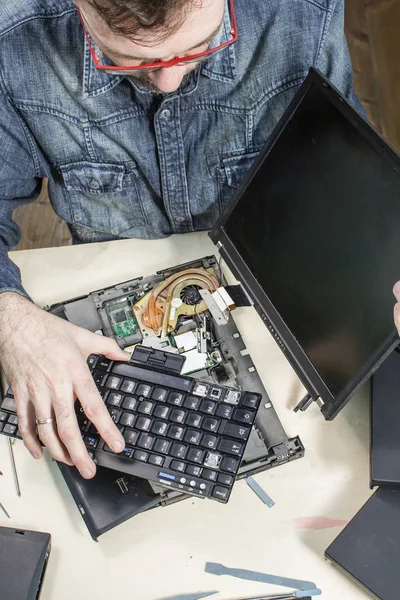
[210, 68, 400, 420]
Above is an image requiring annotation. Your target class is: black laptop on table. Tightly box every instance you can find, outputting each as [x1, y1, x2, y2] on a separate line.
[326, 487, 400, 600]
[0, 527, 51, 600]
[2, 67, 400, 537]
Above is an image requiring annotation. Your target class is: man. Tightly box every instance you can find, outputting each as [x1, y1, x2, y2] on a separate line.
[0, 0, 399, 479]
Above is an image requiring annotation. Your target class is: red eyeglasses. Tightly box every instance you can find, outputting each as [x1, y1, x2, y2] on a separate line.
[78, 0, 237, 75]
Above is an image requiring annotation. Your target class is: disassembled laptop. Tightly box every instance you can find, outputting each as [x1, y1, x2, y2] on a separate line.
[49, 255, 303, 517]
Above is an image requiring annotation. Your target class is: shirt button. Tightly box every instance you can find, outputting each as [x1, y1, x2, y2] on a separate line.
[160, 109, 171, 119]
[89, 179, 100, 190]
[175, 216, 185, 224]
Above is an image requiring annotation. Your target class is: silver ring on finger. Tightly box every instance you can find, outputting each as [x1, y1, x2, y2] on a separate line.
[36, 418, 54, 425]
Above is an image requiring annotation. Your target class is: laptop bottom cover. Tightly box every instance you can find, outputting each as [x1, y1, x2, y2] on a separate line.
[370, 347, 400, 486]
[325, 487, 400, 600]
[0, 527, 51, 600]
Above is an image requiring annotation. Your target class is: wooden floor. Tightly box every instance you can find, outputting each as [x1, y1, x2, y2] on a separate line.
[13, 0, 400, 250]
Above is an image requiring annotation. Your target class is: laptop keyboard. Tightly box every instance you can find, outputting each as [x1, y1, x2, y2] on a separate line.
[0, 354, 260, 503]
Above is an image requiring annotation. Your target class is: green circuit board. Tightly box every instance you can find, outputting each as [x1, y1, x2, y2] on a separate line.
[107, 300, 139, 339]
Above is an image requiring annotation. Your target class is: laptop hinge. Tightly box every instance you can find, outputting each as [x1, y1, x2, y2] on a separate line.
[130, 345, 185, 375]
[294, 394, 324, 412]
[293, 393, 314, 413]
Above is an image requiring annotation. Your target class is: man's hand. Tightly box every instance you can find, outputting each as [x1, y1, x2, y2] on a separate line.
[394, 282, 400, 336]
[0, 292, 130, 478]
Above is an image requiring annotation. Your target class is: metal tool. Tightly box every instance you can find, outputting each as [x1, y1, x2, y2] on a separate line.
[160, 592, 218, 600]
[0, 501, 10, 519]
[246, 476, 275, 508]
[8, 438, 21, 497]
[205, 563, 317, 593]
[228, 592, 316, 599]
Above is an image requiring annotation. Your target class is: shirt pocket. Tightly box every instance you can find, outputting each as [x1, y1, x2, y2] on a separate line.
[59, 160, 147, 236]
[207, 149, 263, 211]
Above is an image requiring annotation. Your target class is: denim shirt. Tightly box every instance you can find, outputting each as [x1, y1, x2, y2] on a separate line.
[0, 0, 361, 297]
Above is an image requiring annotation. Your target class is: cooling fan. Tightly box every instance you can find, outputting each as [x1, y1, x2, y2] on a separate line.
[133, 268, 219, 338]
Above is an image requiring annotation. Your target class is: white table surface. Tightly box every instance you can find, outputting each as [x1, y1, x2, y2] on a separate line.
[1, 232, 374, 600]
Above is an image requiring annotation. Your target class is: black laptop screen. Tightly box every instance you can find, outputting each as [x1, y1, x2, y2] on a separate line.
[223, 84, 400, 398]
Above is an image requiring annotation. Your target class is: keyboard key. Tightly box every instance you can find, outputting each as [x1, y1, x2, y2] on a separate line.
[2, 396, 18, 412]
[170, 460, 186, 472]
[77, 415, 91, 433]
[152, 387, 169, 402]
[210, 387, 222, 400]
[223, 423, 250, 440]
[243, 393, 260, 409]
[186, 464, 202, 477]
[218, 474, 233, 486]
[202, 469, 218, 482]
[212, 486, 230, 501]
[199, 481, 212, 493]
[186, 412, 202, 428]
[108, 408, 122, 424]
[233, 408, 254, 425]
[186, 448, 205, 464]
[87, 355, 98, 369]
[3, 424, 16, 435]
[151, 421, 169, 436]
[184, 395, 201, 410]
[170, 409, 186, 424]
[107, 392, 123, 407]
[168, 391, 184, 406]
[225, 390, 242, 405]
[154, 439, 171, 454]
[170, 443, 188, 459]
[96, 386, 109, 401]
[192, 382, 208, 397]
[8, 415, 18, 426]
[149, 454, 165, 467]
[122, 447, 133, 459]
[216, 404, 234, 419]
[138, 433, 155, 450]
[200, 400, 216, 415]
[202, 417, 220, 432]
[134, 450, 148, 462]
[219, 439, 244, 456]
[0, 412, 7, 422]
[123, 430, 139, 446]
[137, 400, 154, 415]
[221, 456, 239, 473]
[168, 425, 184, 440]
[97, 357, 112, 371]
[84, 435, 98, 448]
[154, 405, 170, 419]
[122, 396, 137, 411]
[137, 383, 152, 398]
[93, 370, 107, 387]
[0, 423, 4, 432]
[120, 412, 136, 428]
[136, 416, 151, 431]
[184, 429, 202, 445]
[121, 379, 137, 394]
[105, 375, 122, 390]
[204, 452, 222, 469]
[201, 434, 218, 450]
